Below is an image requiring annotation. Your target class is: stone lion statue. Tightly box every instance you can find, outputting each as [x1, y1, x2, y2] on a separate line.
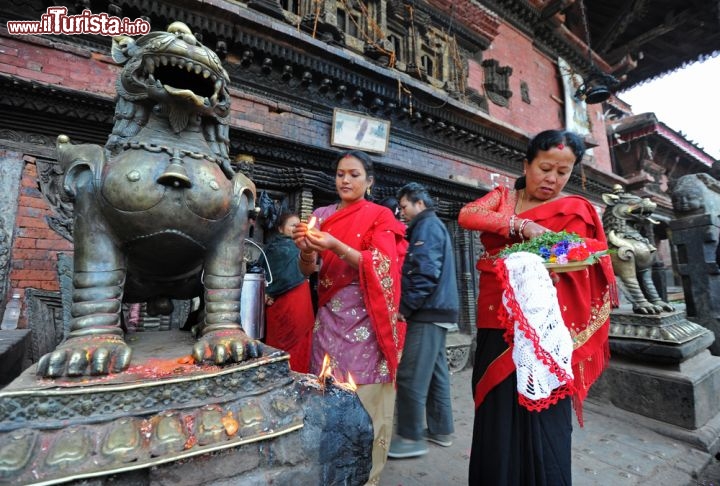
[602, 185, 674, 315]
[671, 173, 720, 218]
[671, 172, 720, 268]
[38, 22, 261, 377]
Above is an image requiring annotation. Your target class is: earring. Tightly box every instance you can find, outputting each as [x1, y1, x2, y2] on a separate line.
[366, 187, 372, 196]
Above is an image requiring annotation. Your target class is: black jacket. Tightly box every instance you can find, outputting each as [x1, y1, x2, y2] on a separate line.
[400, 209, 459, 323]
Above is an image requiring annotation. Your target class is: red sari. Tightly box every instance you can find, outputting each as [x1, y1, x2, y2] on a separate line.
[313, 199, 407, 382]
[265, 281, 313, 373]
[459, 186, 617, 485]
[459, 186, 616, 417]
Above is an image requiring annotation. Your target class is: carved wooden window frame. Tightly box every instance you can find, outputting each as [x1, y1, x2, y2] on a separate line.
[280, 0, 301, 16]
[388, 33, 404, 65]
[482, 59, 513, 107]
[276, 0, 476, 98]
[421, 53, 435, 79]
[337, 8, 361, 39]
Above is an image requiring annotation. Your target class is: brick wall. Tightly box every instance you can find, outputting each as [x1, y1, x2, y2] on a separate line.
[465, 23, 614, 173]
[7, 158, 73, 326]
[0, 28, 117, 96]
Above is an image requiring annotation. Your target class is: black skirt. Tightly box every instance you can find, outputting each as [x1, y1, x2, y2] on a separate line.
[469, 329, 572, 486]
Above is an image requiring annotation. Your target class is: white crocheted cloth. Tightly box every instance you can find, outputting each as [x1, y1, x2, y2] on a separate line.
[501, 252, 574, 405]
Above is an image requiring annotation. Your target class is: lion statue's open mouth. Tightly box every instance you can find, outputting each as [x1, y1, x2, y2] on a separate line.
[142, 53, 224, 108]
[113, 21, 230, 118]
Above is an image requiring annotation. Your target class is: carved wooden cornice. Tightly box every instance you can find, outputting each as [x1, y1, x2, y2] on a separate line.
[481, 0, 601, 75]
[0, 74, 113, 145]
[18, 1, 527, 162]
[220, 29, 526, 165]
[419, 0, 501, 52]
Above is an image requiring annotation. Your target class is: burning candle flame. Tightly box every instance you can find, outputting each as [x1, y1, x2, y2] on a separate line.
[307, 215, 317, 230]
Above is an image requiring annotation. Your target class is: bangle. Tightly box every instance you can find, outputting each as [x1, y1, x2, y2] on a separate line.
[509, 214, 516, 237]
[300, 251, 315, 264]
[518, 219, 531, 239]
[338, 244, 351, 260]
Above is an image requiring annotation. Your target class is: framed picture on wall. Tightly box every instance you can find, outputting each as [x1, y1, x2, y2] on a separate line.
[331, 109, 391, 154]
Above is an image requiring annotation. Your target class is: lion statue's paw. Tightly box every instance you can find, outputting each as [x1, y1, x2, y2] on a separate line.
[192, 327, 263, 365]
[36, 334, 132, 378]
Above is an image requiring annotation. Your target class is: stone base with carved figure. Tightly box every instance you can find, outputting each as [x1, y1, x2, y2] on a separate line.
[590, 307, 720, 454]
[0, 331, 372, 485]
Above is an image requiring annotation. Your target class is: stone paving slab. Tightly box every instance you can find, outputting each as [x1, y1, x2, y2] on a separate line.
[382, 368, 715, 486]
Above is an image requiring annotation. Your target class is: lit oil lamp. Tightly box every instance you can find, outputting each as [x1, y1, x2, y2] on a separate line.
[307, 215, 317, 231]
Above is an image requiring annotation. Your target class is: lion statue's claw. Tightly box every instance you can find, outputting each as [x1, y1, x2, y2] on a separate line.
[36, 335, 132, 378]
[192, 328, 263, 365]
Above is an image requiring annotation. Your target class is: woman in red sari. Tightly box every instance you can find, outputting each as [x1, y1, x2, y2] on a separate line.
[293, 150, 407, 485]
[263, 212, 313, 373]
[458, 130, 616, 485]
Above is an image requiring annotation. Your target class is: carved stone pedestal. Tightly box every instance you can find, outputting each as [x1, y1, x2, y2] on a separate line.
[609, 308, 714, 363]
[0, 331, 372, 485]
[591, 308, 720, 453]
[669, 212, 720, 355]
[446, 331, 472, 372]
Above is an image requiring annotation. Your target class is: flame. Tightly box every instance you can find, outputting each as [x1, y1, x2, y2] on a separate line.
[307, 215, 317, 230]
[343, 372, 358, 392]
[317, 353, 332, 384]
[317, 354, 357, 392]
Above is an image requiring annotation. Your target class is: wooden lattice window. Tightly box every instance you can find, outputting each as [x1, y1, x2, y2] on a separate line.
[482, 59, 513, 107]
[337, 9, 362, 38]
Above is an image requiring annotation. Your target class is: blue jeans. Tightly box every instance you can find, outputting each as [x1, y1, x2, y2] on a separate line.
[395, 321, 454, 440]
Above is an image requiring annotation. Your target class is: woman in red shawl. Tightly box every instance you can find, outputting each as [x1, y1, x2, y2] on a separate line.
[458, 130, 616, 485]
[262, 212, 313, 373]
[293, 150, 407, 485]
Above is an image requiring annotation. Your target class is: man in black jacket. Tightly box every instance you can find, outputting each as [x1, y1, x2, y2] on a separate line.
[388, 182, 458, 459]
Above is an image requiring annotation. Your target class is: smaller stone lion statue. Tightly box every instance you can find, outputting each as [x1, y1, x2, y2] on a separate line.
[602, 185, 674, 315]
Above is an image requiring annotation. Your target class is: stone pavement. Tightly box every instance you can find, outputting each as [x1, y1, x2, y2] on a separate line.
[381, 368, 720, 486]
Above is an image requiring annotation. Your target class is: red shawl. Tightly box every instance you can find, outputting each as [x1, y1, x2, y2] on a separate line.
[459, 187, 617, 423]
[315, 200, 408, 379]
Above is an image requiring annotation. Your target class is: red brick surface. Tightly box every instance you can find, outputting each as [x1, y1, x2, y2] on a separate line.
[7, 159, 70, 299]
